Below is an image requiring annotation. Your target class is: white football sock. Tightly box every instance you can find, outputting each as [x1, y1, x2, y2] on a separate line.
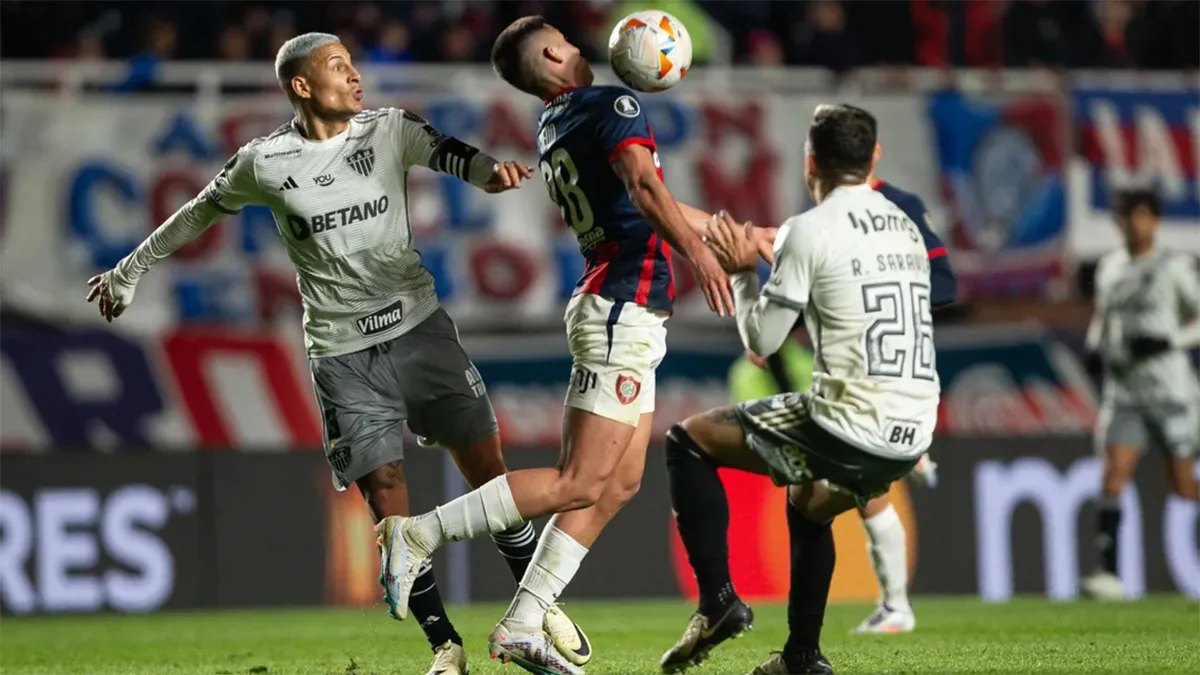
[503, 523, 589, 630]
[863, 504, 910, 612]
[412, 475, 523, 549]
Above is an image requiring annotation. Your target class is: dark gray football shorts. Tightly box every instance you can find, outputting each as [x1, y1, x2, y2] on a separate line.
[1096, 400, 1200, 460]
[734, 391, 919, 507]
[310, 307, 499, 490]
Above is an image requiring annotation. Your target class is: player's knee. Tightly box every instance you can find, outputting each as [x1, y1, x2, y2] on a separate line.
[549, 466, 611, 511]
[666, 423, 709, 465]
[563, 479, 608, 511]
[359, 460, 406, 492]
[610, 471, 643, 509]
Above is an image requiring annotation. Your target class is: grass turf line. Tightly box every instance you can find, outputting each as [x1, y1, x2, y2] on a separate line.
[2, 597, 1197, 674]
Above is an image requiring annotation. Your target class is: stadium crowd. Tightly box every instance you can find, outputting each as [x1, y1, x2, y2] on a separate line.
[2, 0, 1197, 72]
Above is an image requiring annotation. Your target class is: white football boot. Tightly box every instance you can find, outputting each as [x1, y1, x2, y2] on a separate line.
[489, 620, 584, 675]
[1082, 572, 1126, 601]
[376, 515, 435, 621]
[851, 603, 916, 635]
[427, 641, 469, 675]
[909, 454, 938, 488]
[544, 605, 593, 666]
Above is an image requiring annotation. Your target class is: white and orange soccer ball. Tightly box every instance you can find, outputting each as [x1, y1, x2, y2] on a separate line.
[607, 10, 693, 92]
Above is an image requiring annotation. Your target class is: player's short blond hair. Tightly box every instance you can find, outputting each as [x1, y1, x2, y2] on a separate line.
[274, 32, 341, 101]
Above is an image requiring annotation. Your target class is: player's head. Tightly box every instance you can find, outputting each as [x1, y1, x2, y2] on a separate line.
[804, 104, 877, 202]
[1113, 188, 1162, 252]
[275, 33, 363, 118]
[491, 16, 593, 99]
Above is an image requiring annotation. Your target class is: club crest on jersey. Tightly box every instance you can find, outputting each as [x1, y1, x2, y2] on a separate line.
[615, 374, 641, 405]
[346, 147, 375, 177]
[614, 95, 640, 119]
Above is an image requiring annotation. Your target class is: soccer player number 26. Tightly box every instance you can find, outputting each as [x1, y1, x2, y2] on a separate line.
[861, 281, 936, 381]
[540, 148, 595, 234]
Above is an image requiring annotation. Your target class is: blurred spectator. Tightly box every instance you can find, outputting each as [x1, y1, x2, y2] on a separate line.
[792, 0, 864, 73]
[1001, 0, 1069, 68]
[745, 29, 784, 67]
[366, 20, 414, 63]
[441, 22, 480, 63]
[219, 26, 252, 62]
[113, 16, 178, 92]
[0, 0, 1195, 70]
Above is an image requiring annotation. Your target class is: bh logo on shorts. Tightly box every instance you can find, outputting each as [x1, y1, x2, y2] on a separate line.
[615, 374, 641, 405]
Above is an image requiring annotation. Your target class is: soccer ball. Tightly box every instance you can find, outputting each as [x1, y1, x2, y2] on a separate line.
[607, 10, 693, 92]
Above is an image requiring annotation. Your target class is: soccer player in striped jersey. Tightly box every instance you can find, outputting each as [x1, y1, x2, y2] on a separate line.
[371, 16, 735, 674]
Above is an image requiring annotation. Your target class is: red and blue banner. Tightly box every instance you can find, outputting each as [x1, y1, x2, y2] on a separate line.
[1069, 87, 1200, 257]
[927, 90, 1069, 297]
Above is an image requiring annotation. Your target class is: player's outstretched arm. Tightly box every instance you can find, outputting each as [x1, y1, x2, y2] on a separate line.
[612, 145, 734, 316]
[394, 109, 532, 194]
[706, 211, 803, 357]
[86, 148, 261, 322]
[677, 201, 777, 264]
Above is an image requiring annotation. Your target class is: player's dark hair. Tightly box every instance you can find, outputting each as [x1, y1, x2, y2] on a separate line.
[807, 104, 877, 186]
[1113, 188, 1162, 219]
[491, 16, 549, 96]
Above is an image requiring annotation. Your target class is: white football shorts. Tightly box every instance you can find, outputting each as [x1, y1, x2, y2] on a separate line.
[563, 293, 668, 427]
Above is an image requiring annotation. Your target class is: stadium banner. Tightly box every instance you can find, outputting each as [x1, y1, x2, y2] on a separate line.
[2, 439, 1194, 616]
[926, 89, 1071, 298]
[0, 323, 1097, 452]
[0, 90, 942, 334]
[1067, 86, 1200, 259]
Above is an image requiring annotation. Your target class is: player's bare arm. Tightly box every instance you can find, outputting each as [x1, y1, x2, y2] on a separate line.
[706, 211, 800, 358]
[677, 200, 777, 264]
[611, 144, 735, 317]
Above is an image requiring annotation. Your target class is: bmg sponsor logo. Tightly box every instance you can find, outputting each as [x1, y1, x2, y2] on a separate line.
[0, 485, 194, 614]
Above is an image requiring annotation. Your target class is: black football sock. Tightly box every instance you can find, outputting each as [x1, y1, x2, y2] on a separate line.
[1096, 495, 1122, 575]
[408, 558, 462, 649]
[666, 424, 737, 616]
[491, 522, 538, 582]
[783, 499, 835, 661]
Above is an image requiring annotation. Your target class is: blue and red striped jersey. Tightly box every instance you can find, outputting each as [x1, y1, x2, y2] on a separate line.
[872, 180, 958, 308]
[537, 86, 674, 311]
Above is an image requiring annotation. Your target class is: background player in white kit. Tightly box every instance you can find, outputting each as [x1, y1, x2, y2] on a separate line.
[659, 104, 940, 675]
[1082, 188, 1200, 601]
[85, 33, 591, 675]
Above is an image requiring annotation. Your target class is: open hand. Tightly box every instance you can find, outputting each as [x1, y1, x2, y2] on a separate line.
[750, 225, 779, 264]
[484, 160, 534, 193]
[86, 271, 134, 323]
[691, 248, 735, 318]
[705, 211, 760, 274]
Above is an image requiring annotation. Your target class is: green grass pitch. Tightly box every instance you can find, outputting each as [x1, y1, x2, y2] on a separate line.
[2, 597, 1197, 674]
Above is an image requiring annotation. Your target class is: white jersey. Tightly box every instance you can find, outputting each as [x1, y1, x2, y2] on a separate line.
[765, 184, 940, 460]
[114, 108, 496, 358]
[1090, 248, 1200, 405]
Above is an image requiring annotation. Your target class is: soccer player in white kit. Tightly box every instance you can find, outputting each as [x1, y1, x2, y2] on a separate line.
[1081, 188, 1200, 601]
[84, 33, 590, 675]
[659, 104, 941, 675]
